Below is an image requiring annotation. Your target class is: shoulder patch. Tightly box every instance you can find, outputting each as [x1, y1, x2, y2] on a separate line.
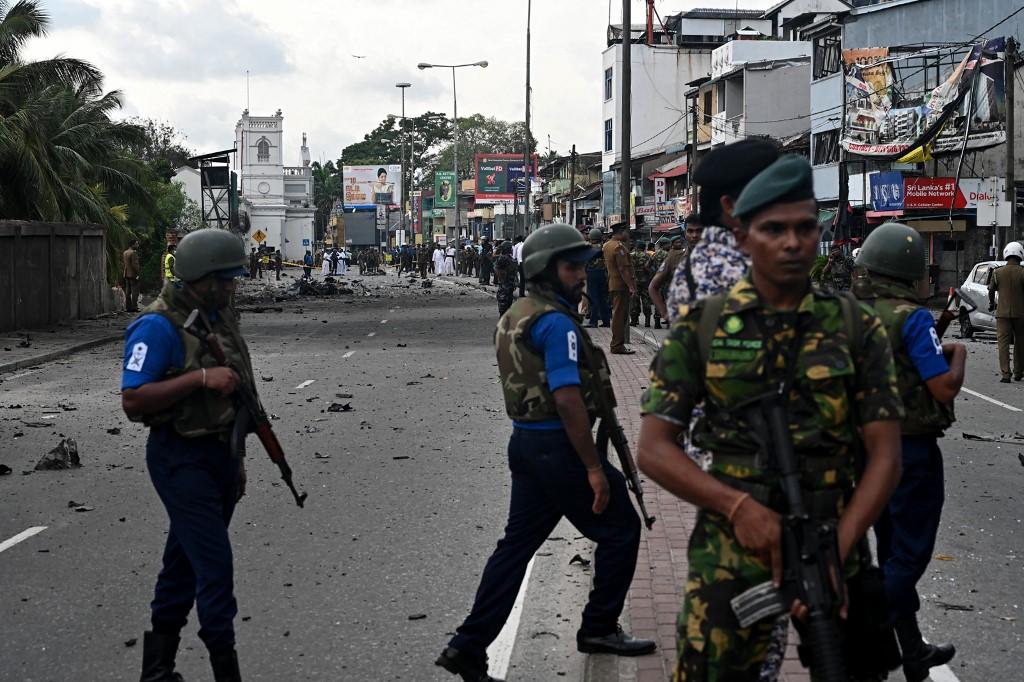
[126, 342, 148, 372]
[567, 330, 579, 362]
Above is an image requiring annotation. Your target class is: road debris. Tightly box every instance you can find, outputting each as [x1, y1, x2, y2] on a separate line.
[407, 614, 427, 621]
[569, 554, 592, 567]
[36, 439, 81, 470]
[106, 427, 121, 435]
[0, 464, 12, 476]
[67, 500, 94, 512]
[962, 432, 1024, 444]
[327, 402, 353, 413]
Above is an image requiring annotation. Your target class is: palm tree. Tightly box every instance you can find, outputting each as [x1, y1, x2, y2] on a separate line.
[311, 160, 342, 239]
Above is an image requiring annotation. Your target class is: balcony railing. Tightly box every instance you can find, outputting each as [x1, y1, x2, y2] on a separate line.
[283, 166, 310, 176]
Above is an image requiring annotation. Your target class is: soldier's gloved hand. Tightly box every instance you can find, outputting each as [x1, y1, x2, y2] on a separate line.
[588, 468, 610, 514]
[731, 498, 783, 587]
[204, 367, 241, 395]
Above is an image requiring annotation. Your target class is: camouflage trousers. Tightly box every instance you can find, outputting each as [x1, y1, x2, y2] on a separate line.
[674, 510, 779, 682]
[630, 284, 652, 323]
[497, 284, 516, 316]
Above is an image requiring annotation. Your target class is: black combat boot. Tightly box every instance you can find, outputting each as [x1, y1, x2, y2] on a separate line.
[436, 647, 504, 682]
[895, 617, 955, 682]
[654, 317, 662, 329]
[139, 631, 184, 682]
[210, 649, 242, 682]
[644, 315, 651, 327]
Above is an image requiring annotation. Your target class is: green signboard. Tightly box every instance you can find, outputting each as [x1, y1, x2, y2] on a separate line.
[434, 171, 456, 208]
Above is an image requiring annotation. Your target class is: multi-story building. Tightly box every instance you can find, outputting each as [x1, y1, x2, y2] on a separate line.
[233, 109, 314, 261]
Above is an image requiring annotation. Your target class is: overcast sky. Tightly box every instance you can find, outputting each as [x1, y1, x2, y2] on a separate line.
[29, 0, 780, 167]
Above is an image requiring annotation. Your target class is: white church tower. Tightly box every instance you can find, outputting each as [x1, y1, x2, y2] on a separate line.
[234, 109, 314, 261]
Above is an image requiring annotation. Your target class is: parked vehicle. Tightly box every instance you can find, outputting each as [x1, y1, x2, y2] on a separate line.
[957, 260, 1006, 338]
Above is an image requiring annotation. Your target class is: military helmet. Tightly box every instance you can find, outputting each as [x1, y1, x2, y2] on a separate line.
[173, 229, 248, 282]
[522, 222, 598, 280]
[856, 222, 926, 281]
[588, 227, 603, 242]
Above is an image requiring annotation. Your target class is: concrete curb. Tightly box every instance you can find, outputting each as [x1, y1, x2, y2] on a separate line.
[0, 333, 123, 376]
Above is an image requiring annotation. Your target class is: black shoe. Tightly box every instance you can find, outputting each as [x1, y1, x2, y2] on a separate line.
[630, 319, 639, 327]
[209, 649, 241, 682]
[896, 618, 955, 682]
[599, 322, 610, 327]
[611, 348, 637, 355]
[1001, 377, 1012, 383]
[1015, 374, 1024, 381]
[654, 319, 662, 329]
[577, 626, 656, 656]
[644, 317, 651, 328]
[435, 647, 503, 682]
[140, 632, 184, 682]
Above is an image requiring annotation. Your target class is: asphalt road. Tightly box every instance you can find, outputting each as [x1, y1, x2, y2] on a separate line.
[0, 274, 1021, 681]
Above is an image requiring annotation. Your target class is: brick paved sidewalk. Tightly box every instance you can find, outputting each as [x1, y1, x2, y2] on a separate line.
[587, 326, 808, 682]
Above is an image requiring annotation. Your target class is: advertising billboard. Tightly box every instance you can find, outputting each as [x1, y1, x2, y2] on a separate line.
[473, 153, 539, 203]
[343, 164, 401, 209]
[434, 171, 456, 208]
[842, 38, 1007, 159]
[869, 172, 1000, 211]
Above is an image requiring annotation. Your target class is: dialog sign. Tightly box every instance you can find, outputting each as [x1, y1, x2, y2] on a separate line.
[474, 153, 538, 203]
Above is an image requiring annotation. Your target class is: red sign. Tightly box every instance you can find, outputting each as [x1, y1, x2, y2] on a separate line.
[903, 177, 969, 209]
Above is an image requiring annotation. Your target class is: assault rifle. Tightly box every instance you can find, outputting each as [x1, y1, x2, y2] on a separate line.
[575, 333, 655, 530]
[184, 309, 308, 508]
[730, 395, 847, 682]
[937, 287, 976, 339]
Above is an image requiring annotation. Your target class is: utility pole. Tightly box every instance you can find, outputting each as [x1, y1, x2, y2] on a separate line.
[452, 67, 460, 246]
[523, 0, 533, 236]
[1005, 38, 1017, 246]
[397, 83, 411, 245]
[620, 0, 632, 227]
[569, 144, 577, 227]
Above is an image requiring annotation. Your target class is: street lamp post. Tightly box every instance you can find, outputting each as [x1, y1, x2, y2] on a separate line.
[396, 82, 411, 245]
[417, 60, 488, 250]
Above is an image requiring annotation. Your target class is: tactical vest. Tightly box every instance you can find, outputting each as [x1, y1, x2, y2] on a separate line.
[131, 283, 256, 438]
[495, 290, 615, 422]
[857, 279, 954, 436]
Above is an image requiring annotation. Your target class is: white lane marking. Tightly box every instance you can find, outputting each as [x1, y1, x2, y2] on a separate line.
[342, 351, 355, 359]
[380, 319, 388, 324]
[6, 370, 38, 380]
[295, 379, 316, 389]
[487, 556, 535, 679]
[367, 332, 376, 337]
[962, 387, 1021, 412]
[0, 527, 47, 554]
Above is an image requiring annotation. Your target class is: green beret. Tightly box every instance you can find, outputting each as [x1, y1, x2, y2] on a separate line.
[732, 155, 815, 221]
[634, 241, 648, 249]
[656, 237, 671, 247]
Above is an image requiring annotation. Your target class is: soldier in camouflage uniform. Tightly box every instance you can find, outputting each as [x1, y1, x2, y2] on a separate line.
[493, 241, 518, 316]
[637, 156, 904, 682]
[647, 237, 671, 328]
[820, 244, 854, 292]
[855, 223, 963, 682]
[438, 223, 654, 682]
[629, 241, 654, 326]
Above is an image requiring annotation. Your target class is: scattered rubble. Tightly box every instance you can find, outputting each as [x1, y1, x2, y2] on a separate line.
[327, 403, 353, 413]
[35, 439, 81, 470]
[0, 464, 12, 476]
[67, 500, 94, 512]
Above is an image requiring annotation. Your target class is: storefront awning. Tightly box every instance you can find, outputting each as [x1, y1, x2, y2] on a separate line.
[648, 162, 688, 180]
[653, 223, 681, 233]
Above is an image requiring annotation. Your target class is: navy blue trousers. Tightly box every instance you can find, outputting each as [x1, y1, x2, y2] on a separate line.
[147, 426, 240, 653]
[586, 270, 611, 326]
[449, 427, 641, 660]
[874, 435, 945, 619]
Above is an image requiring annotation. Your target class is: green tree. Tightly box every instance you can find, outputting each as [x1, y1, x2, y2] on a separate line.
[122, 117, 194, 181]
[311, 159, 342, 239]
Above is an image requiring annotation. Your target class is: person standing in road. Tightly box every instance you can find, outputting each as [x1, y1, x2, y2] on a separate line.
[603, 222, 636, 355]
[437, 223, 654, 682]
[479, 241, 494, 285]
[585, 228, 610, 328]
[121, 229, 255, 682]
[629, 240, 653, 328]
[274, 250, 282, 280]
[432, 243, 445, 275]
[123, 239, 142, 312]
[493, 241, 517, 316]
[855, 222, 964, 682]
[303, 250, 313, 278]
[321, 249, 331, 277]
[819, 244, 854, 292]
[665, 140, 779, 322]
[512, 234, 526, 297]
[648, 233, 688, 328]
[163, 243, 178, 285]
[637, 156, 904, 682]
[248, 248, 258, 279]
[989, 241, 1024, 383]
[330, 247, 340, 276]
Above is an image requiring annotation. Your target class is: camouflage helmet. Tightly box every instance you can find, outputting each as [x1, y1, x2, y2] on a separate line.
[522, 222, 598, 280]
[588, 227, 604, 242]
[856, 222, 926, 281]
[173, 229, 248, 282]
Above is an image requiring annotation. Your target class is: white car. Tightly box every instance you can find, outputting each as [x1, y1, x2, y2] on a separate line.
[957, 260, 1005, 338]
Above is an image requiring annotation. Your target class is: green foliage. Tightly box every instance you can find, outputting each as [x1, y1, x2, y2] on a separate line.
[122, 117, 194, 181]
[311, 159, 342, 238]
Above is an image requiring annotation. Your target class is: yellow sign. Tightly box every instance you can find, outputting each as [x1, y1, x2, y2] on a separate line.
[252, 230, 266, 243]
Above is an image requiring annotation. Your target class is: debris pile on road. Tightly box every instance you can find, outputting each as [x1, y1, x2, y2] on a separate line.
[0, 463, 12, 476]
[35, 438, 81, 470]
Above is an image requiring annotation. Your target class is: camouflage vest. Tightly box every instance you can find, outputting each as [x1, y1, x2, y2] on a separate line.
[630, 250, 651, 284]
[132, 283, 256, 438]
[857, 278, 954, 436]
[495, 289, 615, 421]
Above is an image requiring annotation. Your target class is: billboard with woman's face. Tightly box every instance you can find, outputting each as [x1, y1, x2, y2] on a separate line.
[343, 164, 401, 208]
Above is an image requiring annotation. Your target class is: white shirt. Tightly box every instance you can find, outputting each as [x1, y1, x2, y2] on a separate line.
[512, 241, 524, 263]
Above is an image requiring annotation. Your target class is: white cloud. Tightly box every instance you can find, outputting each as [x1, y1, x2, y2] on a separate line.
[27, 0, 781, 166]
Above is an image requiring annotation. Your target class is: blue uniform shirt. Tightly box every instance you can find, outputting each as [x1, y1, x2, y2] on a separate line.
[513, 308, 582, 431]
[902, 307, 949, 382]
[122, 314, 184, 390]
